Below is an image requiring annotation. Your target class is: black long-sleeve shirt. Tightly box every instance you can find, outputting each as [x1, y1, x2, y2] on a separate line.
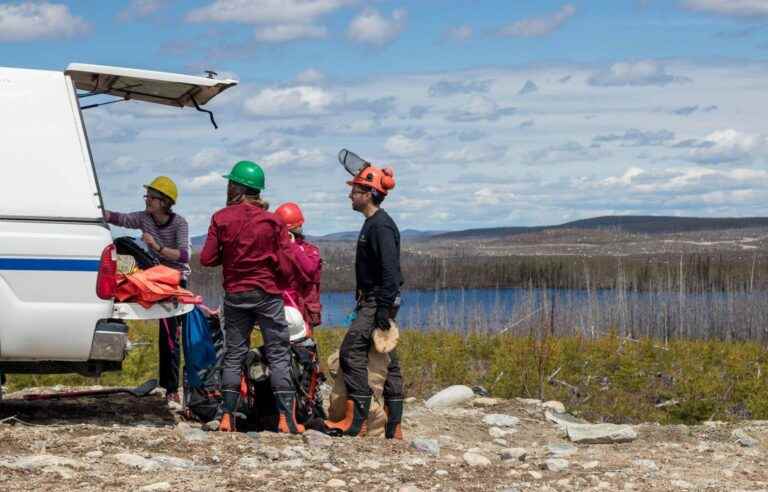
[355, 209, 403, 307]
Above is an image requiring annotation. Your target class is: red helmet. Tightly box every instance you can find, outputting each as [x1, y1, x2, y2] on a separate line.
[275, 202, 305, 230]
[347, 165, 396, 196]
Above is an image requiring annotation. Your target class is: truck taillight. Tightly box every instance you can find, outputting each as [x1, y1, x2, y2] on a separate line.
[96, 244, 117, 300]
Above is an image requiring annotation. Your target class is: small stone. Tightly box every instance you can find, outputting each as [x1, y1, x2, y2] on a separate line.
[425, 385, 475, 408]
[140, 482, 171, 492]
[410, 438, 440, 456]
[516, 398, 542, 406]
[463, 452, 491, 467]
[405, 397, 417, 404]
[239, 457, 261, 468]
[472, 397, 502, 407]
[671, 479, 692, 489]
[634, 459, 658, 470]
[398, 486, 422, 492]
[528, 471, 543, 479]
[581, 461, 600, 470]
[482, 414, 520, 427]
[322, 462, 341, 473]
[500, 448, 527, 461]
[542, 401, 566, 413]
[326, 478, 346, 488]
[85, 450, 103, 459]
[358, 459, 381, 470]
[732, 428, 758, 448]
[545, 443, 578, 457]
[596, 481, 611, 489]
[489, 426, 516, 438]
[181, 428, 208, 443]
[278, 458, 305, 469]
[203, 420, 220, 431]
[258, 446, 281, 461]
[434, 469, 449, 476]
[543, 458, 569, 472]
[114, 453, 160, 472]
[303, 429, 333, 448]
[493, 438, 508, 446]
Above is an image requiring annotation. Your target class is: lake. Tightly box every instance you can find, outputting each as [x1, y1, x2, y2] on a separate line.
[320, 287, 768, 340]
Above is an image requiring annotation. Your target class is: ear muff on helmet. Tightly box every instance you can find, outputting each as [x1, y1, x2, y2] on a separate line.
[381, 167, 396, 191]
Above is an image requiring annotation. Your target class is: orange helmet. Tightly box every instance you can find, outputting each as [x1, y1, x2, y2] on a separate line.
[275, 202, 305, 230]
[347, 165, 396, 196]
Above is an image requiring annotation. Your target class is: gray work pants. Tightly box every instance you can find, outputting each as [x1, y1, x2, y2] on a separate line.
[339, 295, 404, 399]
[222, 289, 294, 394]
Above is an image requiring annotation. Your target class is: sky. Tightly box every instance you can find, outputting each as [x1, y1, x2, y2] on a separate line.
[3, 0, 768, 236]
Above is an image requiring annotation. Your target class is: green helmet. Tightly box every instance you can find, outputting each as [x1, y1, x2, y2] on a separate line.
[223, 160, 265, 190]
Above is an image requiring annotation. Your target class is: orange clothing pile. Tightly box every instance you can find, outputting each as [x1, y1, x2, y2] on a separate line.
[116, 265, 201, 308]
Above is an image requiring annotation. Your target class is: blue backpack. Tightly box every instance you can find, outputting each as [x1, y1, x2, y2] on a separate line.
[182, 306, 217, 389]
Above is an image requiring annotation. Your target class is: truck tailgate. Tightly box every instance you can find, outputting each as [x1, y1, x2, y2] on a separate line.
[112, 301, 194, 320]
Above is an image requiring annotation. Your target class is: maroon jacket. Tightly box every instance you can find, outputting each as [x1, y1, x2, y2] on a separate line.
[287, 237, 322, 326]
[199, 202, 304, 295]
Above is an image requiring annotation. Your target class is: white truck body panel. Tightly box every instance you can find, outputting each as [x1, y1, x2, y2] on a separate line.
[0, 68, 101, 219]
[0, 64, 236, 369]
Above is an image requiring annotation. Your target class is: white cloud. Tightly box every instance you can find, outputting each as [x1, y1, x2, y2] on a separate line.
[190, 148, 230, 170]
[441, 145, 507, 164]
[186, 0, 352, 24]
[0, 2, 89, 41]
[446, 25, 472, 42]
[498, 4, 576, 38]
[385, 134, 428, 156]
[347, 8, 406, 46]
[296, 68, 325, 84]
[118, 0, 170, 20]
[253, 23, 327, 42]
[259, 148, 326, 168]
[685, 129, 768, 164]
[186, 171, 225, 190]
[589, 60, 691, 87]
[243, 86, 335, 116]
[524, 142, 609, 165]
[682, 0, 768, 17]
[447, 96, 516, 122]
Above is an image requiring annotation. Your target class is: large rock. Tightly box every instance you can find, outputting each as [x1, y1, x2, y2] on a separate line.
[463, 452, 491, 467]
[566, 423, 637, 444]
[425, 385, 475, 409]
[482, 414, 520, 427]
[303, 429, 334, 448]
[543, 458, 569, 472]
[411, 438, 440, 456]
[1, 454, 86, 470]
[542, 401, 566, 413]
[732, 428, 758, 448]
[545, 443, 578, 457]
[113, 453, 160, 472]
[545, 411, 589, 430]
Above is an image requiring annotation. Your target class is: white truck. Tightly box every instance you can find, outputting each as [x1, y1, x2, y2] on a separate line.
[0, 63, 236, 392]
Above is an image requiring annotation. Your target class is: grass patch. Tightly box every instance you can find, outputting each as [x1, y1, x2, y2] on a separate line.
[6, 324, 768, 425]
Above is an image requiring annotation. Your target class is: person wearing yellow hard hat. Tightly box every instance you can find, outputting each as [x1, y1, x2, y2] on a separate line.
[104, 175, 190, 406]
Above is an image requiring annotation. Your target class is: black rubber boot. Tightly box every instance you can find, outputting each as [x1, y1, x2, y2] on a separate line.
[384, 398, 404, 439]
[324, 394, 371, 437]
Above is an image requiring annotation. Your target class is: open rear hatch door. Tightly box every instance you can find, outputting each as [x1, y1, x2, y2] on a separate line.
[65, 63, 237, 107]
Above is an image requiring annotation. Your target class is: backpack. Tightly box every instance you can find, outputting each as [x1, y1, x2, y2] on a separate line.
[114, 236, 159, 270]
[183, 308, 327, 430]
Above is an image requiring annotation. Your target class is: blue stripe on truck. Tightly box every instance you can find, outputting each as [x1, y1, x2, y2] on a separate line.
[0, 258, 100, 271]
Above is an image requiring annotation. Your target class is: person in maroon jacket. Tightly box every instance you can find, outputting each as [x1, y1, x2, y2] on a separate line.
[274, 202, 322, 331]
[199, 161, 306, 434]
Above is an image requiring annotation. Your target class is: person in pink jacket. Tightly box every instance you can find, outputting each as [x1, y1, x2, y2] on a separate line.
[275, 202, 322, 332]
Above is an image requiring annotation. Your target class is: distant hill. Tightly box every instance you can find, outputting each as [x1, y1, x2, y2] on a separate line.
[430, 215, 768, 241]
[190, 228, 446, 250]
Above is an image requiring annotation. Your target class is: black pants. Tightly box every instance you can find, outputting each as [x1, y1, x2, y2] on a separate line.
[222, 289, 295, 395]
[339, 296, 404, 399]
[159, 315, 182, 393]
[157, 279, 187, 394]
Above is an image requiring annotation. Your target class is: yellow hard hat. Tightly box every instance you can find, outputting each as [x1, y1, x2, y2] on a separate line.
[144, 176, 178, 204]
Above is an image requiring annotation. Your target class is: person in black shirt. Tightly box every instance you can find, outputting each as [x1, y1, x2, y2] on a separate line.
[325, 164, 404, 438]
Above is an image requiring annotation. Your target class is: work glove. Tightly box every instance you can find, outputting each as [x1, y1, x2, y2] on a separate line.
[374, 305, 391, 330]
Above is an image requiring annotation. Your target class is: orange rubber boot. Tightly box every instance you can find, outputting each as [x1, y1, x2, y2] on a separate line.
[324, 394, 371, 437]
[275, 391, 305, 434]
[219, 412, 236, 432]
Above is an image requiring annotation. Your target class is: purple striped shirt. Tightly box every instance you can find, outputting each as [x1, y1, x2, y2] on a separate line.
[106, 210, 191, 277]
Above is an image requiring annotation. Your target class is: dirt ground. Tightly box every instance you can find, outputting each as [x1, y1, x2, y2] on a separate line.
[1, 386, 767, 491]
